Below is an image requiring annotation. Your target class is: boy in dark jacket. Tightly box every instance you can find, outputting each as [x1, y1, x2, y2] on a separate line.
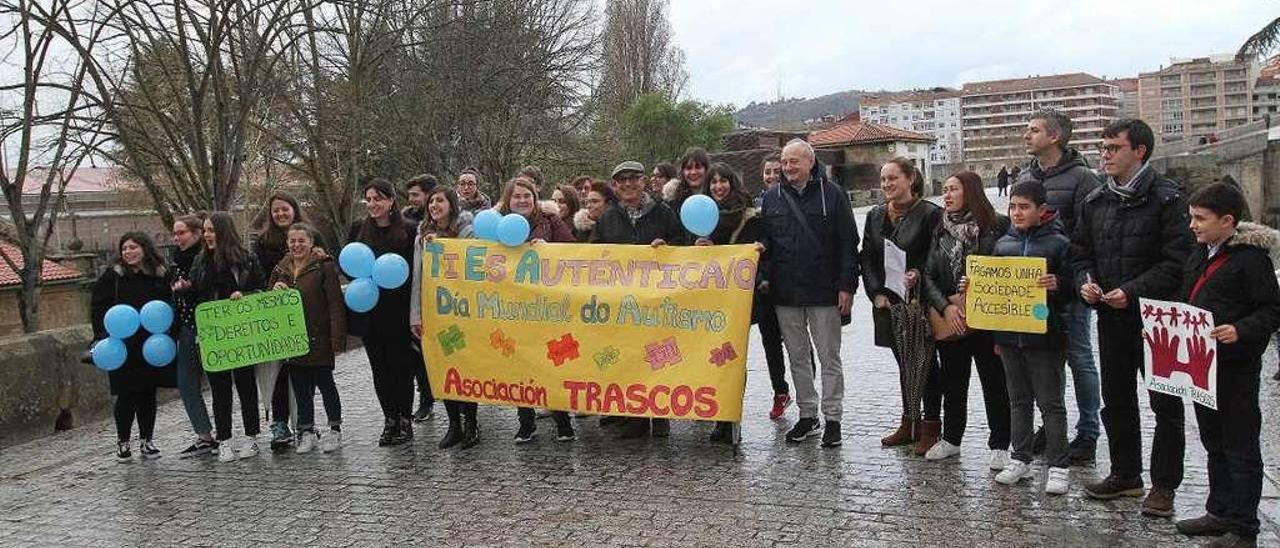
[982, 181, 1074, 495]
[1173, 183, 1280, 548]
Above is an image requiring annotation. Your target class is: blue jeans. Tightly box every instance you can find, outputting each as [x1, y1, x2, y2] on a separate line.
[1066, 302, 1100, 442]
[175, 326, 212, 437]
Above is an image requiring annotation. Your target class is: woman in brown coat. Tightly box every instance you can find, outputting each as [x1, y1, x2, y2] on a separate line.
[269, 223, 346, 454]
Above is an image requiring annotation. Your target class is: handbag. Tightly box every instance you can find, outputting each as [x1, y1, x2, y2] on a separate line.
[927, 294, 966, 342]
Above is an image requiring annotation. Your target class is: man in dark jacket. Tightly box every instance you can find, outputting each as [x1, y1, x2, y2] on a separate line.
[1020, 108, 1103, 464]
[760, 138, 860, 448]
[590, 160, 686, 439]
[1073, 118, 1193, 516]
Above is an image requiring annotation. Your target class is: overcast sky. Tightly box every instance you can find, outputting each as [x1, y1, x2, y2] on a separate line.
[669, 0, 1276, 107]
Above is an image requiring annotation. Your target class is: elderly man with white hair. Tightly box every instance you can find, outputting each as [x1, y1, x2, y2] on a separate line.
[757, 139, 861, 447]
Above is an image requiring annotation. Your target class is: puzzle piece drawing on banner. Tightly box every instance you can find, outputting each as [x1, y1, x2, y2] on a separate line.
[438, 324, 466, 356]
[489, 329, 515, 357]
[594, 345, 620, 371]
[546, 333, 580, 366]
[645, 337, 682, 371]
[709, 342, 737, 366]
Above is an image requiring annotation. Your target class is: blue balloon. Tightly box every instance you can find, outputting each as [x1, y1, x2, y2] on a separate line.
[344, 277, 379, 313]
[139, 300, 174, 334]
[92, 338, 127, 371]
[497, 214, 531, 247]
[679, 194, 719, 237]
[142, 333, 177, 367]
[372, 254, 410, 289]
[339, 242, 376, 279]
[104, 304, 140, 339]
[474, 209, 502, 241]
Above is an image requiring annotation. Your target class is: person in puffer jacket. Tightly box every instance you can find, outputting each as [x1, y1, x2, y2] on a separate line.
[985, 180, 1075, 496]
[1173, 183, 1280, 546]
[1073, 118, 1193, 515]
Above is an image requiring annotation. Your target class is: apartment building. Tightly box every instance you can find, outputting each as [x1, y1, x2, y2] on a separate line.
[1138, 54, 1257, 143]
[961, 73, 1118, 177]
[858, 88, 964, 169]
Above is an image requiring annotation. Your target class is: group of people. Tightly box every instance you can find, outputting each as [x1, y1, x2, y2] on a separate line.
[90, 109, 1276, 548]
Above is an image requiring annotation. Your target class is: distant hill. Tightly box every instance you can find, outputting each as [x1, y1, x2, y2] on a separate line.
[734, 90, 863, 129]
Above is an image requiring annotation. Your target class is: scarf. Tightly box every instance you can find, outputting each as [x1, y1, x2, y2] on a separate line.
[459, 192, 492, 212]
[1106, 162, 1151, 200]
[940, 210, 979, 282]
[713, 192, 751, 243]
[622, 191, 656, 222]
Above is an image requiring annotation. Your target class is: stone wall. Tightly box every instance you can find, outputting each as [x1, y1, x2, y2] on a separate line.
[0, 281, 91, 338]
[0, 325, 113, 448]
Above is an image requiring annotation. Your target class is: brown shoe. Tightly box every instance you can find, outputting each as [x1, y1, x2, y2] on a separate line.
[913, 420, 941, 456]
[1084, 474, 1144, 500]
[881, 416, 917, 447]
[1176, 514, 1230, 536]
[1140, 487, 1175, 517]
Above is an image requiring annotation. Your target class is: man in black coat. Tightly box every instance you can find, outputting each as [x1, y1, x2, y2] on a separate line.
[1073, 118, 1193, 517]
[590, 160, 686, 439]
[1019, 108, 1104, 464]
[759, 138, 860, 448]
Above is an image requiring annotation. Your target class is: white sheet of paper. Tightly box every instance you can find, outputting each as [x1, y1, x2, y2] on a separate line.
[884, 240, 907, 300]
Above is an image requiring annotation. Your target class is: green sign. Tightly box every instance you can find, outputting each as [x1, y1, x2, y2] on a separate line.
[195, 289, 310, 372]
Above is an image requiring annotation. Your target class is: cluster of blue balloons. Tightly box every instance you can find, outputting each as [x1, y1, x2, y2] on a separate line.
[93, 301, 176, 371]
[679, 195, 719, 238]
[473, 209, 530, 247]
[339, 242, 410, 313]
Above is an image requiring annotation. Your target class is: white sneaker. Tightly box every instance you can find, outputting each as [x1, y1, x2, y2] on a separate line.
[989, 449, 1010, 471]
[296, 430, 317, 454]
[924, 440, 960, 460]
[1044, 467, 1070, 495]
[995, 460, 1033, 485]
[238, 435, 260, 459]
[320, 430, 342, 453]
[217, 438, 239, 463]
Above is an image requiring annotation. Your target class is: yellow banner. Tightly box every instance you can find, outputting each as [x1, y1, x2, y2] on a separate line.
[419, 239, 757, 421]
[964, 255, 1048, 334]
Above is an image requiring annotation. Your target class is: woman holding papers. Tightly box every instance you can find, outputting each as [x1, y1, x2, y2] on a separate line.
[920, 171, 1011, 467]
[860, 157, 944, 455]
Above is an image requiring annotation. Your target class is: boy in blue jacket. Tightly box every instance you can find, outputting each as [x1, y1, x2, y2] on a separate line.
[1174, 182, 1280, 548]
[977, 180, 1075, 495]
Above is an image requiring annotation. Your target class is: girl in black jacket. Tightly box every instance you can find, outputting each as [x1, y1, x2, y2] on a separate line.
[861, 158, 944, 455]
[250, 190, 306, 451]
[190, 211, 267, 462]
[920, 172, 1010, 467]
[91, 232, 175, 462]
[697, 163, 761, 445]
[349, 178, 418, 446]
[170, 214, 216, 458]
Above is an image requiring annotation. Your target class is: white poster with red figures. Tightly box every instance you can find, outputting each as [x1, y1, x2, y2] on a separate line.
[1139, 298, 1217, 410]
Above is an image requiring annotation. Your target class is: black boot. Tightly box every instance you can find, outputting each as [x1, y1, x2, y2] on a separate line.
[378, 418, 397, 447]
[399, 416, 414, 442]
[460, 413, 480, 449]
[413, 393, 433, 422]
[438, 422, 463, 449]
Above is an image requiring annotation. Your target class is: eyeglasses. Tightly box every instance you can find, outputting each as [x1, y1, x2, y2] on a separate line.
[1100, 144, 1130, 155]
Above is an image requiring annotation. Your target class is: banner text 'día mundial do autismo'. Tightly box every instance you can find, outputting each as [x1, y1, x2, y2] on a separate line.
[419, 239, 758, 421]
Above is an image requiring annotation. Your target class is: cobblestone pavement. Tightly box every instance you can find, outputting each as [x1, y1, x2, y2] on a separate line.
[1, 191, 1278, 547]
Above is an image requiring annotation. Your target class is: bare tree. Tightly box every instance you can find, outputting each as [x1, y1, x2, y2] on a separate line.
[0, 0, 108, 332]
[598, 0, 686, 121]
